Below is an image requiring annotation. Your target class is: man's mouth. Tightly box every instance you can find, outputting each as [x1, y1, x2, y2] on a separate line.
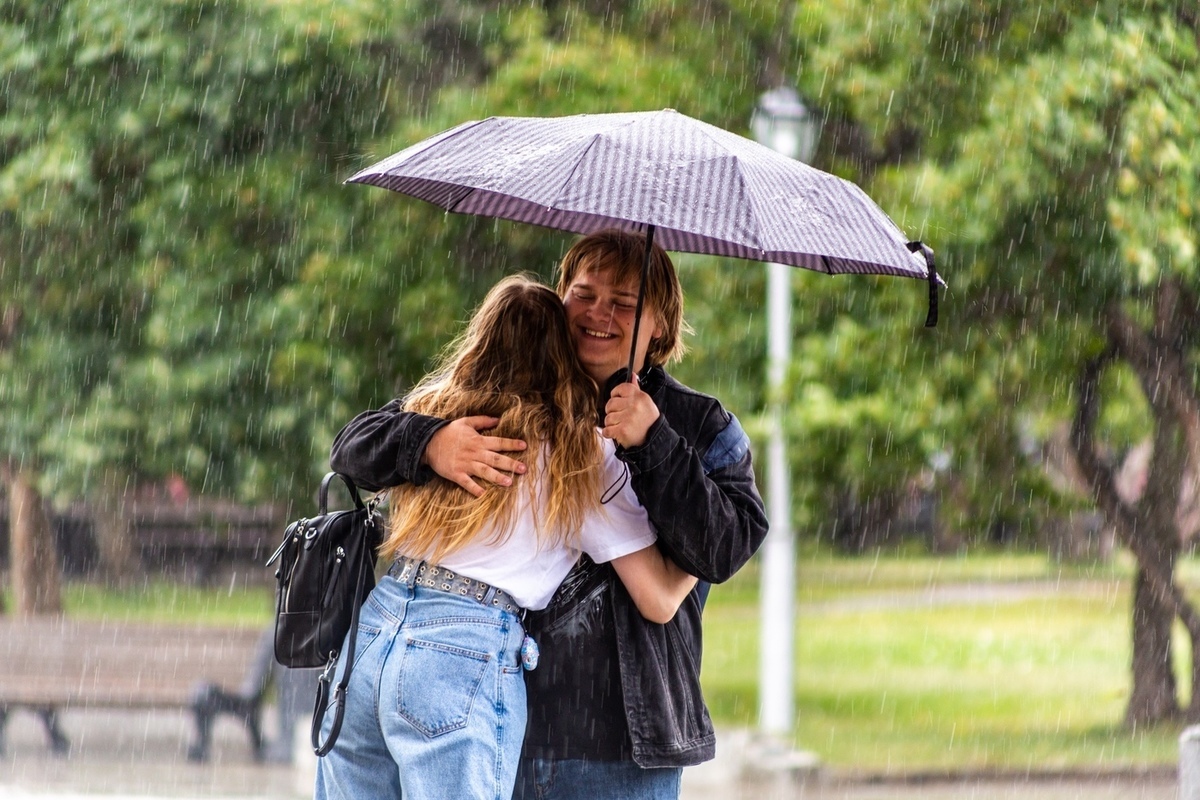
[582, 328, 617, 340]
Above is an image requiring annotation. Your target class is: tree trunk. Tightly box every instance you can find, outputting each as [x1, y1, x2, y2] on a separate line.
[1070, 337, 1197, 725]
[831, 488, 903, 553]
[90, 468, 139, 585]
[6, 470, 63, 617]
[1126, 564, 1179, 724]
[1125, 373, 1189, 723]
[1114, 283, 1200, 723]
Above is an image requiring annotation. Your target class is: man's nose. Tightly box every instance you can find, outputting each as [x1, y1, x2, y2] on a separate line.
[584, 298, 616, 320]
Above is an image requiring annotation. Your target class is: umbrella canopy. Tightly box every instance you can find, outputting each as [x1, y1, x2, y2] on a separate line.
[349, 109, 934, 279]
[347, 109, 941, 373]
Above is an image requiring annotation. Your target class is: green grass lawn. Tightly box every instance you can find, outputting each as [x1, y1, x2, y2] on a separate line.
[16, 548, 1198, 773]
[701, 548, 1193, 774]
[62, 577, 274, 627]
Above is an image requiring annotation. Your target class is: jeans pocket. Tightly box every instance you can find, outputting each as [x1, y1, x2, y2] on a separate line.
[349, 624, 381, 670]
[397, 637, 490, 737]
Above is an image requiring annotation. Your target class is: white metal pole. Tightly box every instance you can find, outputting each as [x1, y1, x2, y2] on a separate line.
[1183, 726, 1200, 799]
[758, 258, 795, 735]
[752, 87, 819, 740]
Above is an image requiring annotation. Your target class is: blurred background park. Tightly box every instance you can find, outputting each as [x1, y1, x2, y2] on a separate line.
[2, 0, 1199, 795]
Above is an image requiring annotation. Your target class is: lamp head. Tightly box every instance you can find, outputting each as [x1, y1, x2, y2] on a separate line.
[751, 87, 822, 164]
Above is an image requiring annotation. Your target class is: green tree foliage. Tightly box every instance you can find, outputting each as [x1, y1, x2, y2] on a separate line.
[798, 0, 1200, 722]
[780, 1, 1101, 544]
[0, 0, 793, 511]
[1, 0, 474, 505]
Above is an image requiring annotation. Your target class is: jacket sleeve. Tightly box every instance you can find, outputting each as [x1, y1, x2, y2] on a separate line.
[616, 408, 768, 584]
[328, 398, 449, 493]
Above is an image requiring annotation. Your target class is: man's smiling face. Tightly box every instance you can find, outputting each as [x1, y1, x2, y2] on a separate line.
[561, 266, 661, 385]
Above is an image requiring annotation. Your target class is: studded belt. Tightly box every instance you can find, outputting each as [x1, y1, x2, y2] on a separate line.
[389, 556, 523, 614]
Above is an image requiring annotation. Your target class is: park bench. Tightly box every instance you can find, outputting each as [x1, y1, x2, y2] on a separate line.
[129, 501, 280, 582]
[0, 616, 274, 762]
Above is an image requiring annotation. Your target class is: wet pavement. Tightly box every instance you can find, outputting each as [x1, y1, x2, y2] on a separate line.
[0, 707, 1178, 799]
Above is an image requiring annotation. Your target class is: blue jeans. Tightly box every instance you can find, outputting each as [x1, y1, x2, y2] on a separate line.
[314, 573, 527, 800]
[514, 758, 682, 800]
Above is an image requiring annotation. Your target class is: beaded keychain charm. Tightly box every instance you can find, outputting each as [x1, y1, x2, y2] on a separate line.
[520, 634, 540, 671]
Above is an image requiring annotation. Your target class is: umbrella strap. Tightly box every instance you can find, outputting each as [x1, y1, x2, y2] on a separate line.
[907, 241, 938, 328]
[627, 225, 656, 376]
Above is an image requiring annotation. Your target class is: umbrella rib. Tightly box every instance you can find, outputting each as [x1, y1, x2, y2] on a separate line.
[729, 157, 775, 258]
[692, 122, 883, 273]
[445, 132, 617, 223]
[542, 115, 644, 221]
[687, 121, 792, 258]
[444, 185, 477, 215]
[424, 119, 515, 215]
[352, 118, 493, 184]
[544, 134, 607, 214]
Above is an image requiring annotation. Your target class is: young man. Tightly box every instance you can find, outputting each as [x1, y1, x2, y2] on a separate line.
[329, 229, 768, 800]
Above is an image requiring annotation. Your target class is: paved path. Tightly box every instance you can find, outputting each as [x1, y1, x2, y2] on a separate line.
[803, 579, 1116, 614]
[0, 708, 1178, 799]
[2, 578, 1179, 799]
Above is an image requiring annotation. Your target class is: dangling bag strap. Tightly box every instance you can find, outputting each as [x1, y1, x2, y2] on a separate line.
[310, 540, 370, 756]
[309, 474, 375, 757]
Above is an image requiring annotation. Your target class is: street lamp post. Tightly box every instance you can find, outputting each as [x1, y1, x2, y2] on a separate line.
[750, 87, 822, 738]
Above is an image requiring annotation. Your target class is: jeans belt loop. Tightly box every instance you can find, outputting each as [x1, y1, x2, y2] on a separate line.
[394, 556, 421, 588]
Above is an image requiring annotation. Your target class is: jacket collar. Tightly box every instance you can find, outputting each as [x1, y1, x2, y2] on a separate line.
[639, 364, 667, 395]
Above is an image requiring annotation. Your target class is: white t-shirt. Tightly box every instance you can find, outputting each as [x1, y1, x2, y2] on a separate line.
[428, 436, 656, 610]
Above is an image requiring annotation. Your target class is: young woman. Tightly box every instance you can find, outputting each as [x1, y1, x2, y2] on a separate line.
[313, 275, 696, 800]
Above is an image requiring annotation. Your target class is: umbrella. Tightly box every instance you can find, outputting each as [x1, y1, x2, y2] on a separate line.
[346, 109, 941, 375]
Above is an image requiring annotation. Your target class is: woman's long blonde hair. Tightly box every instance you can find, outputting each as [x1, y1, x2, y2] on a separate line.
[380, 275, 603, 564]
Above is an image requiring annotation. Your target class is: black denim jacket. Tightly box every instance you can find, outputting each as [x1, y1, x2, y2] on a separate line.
[328, 366, 768, 767]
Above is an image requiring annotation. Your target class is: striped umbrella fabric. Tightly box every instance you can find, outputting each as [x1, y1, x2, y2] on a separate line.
[347, 109, 936, 283]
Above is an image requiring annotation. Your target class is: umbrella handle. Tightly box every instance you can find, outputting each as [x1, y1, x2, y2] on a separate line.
[598, 367, 630, 425]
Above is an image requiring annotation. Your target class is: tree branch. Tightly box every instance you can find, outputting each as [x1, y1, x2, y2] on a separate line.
[1106, 286, 1200, 486]
[1070, 348, 1200, 636]
[1070, 349, 1125, 520]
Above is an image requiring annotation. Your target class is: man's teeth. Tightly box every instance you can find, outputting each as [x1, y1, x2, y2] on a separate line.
[584, 329, 616, 339]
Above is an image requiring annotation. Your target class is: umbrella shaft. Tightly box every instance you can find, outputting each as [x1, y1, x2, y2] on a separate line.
[626, 225, 656, 377]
